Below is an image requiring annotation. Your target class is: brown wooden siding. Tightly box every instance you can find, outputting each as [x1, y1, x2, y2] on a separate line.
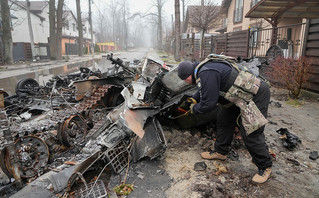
[304, 18, 319, 92]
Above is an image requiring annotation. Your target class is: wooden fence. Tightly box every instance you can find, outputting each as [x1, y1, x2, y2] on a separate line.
[181, 33, 216, 61]
[181, 30, 250, 61]
[216, 29, 250, 58]
[181, 33, 198, 61]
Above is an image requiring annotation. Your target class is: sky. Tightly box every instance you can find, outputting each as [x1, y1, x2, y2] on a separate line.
[31, 0, 222, 21]
[30, 0, 222, 45]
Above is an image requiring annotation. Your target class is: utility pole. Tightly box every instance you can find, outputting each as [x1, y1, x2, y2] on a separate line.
[88, 0, 94, 56]
[26, 0, 35, 60]
[49, 0, 57, 60]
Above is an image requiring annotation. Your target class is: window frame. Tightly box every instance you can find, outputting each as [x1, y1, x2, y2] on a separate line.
[233, 0, 243, 23]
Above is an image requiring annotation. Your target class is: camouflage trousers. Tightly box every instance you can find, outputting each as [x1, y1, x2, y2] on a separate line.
[214, 80, 272, 170]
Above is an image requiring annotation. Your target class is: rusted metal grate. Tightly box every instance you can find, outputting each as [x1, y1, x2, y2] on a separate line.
[105, 140, 130, 174]
[74, 180, 107, 198]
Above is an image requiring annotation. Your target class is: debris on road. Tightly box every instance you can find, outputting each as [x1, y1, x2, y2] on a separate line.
[309, 151, 319, 160]
[213, 162, 228, 176]
[0, 52, 206, 196]
[194, 162, 207, 171]
[1, 53, 319, 198]
[276, 128, 301, 150]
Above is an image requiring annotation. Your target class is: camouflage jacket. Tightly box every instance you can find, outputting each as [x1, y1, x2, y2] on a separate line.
[194, 54, 268, 135]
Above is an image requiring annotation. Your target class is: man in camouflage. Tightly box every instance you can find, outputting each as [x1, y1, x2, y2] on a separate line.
[177, 56, 272, 184]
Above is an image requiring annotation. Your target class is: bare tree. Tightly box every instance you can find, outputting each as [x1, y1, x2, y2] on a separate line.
[155, 0, 165, 51]
[181, 0, 191, 28]
[1, 0, 13, 64]
[56, 0, 64, 59]
[76, 0, 83, 56]
[189, 1, 220, 58]
[174, 0, 181, 61]
[88, 0, 94, 56]
[49, 0, 57, 60]
[144, 0, 166, 51]
[119, 0, 128, 50]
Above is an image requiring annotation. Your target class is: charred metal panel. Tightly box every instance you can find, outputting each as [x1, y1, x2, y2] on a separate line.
[141, 58, 163, 79]
[161, 66, 192, 94]
[50, 151, 103, 192]
[131, 117, 167, 162]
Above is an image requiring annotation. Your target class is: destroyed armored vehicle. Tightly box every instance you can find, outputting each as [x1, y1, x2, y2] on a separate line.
[0, 54, 219, 197]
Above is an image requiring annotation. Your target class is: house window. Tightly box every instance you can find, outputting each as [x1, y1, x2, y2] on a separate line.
[233, 27, 242, 32]
[251, 0, 261, 7]
[65, 20, 69, 30]
[73, 23, 75, 31]
[223, 18, 228, 28]
[234, 0, 243, 23]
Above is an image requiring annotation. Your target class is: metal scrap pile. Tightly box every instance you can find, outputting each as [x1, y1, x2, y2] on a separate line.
[0, 53, 212, 197]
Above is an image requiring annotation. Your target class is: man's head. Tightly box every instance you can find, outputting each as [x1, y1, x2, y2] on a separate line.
[177, 61, 195, 84]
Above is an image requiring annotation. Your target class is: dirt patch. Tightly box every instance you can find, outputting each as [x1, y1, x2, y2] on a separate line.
[162, 87, 319, 198]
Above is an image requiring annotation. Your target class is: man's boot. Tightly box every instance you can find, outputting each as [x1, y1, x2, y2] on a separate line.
[252, 168, 271, 184]
[201, 151, 227, 160]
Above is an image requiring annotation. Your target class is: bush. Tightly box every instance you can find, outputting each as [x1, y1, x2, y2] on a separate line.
[267, 56, 313, 99]
[94, 44, 100, 53]
[84, 46, 88, 54]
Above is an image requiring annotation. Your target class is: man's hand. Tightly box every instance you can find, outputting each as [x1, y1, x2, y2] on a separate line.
[179, 97, 197, 111]
[179, 100, 191, 111]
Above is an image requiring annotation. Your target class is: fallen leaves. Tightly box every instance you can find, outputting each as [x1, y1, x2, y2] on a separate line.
[113, 184, 134, 196]
[213, 162, 228, 175]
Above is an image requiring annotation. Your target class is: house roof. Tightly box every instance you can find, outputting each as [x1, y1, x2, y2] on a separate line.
[221, 0, 231, 13]
[63, 10, 77, 23]
[12, 1, 46, 21]
[183, 6, 199, 32]
[17, 1, 48, 13]
[246, 0, 319, 19]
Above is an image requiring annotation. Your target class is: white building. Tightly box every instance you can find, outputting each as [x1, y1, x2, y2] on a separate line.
[10, 1, 49, 43]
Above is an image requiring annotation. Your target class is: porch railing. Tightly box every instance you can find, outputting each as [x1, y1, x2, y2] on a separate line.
[249, 23, 307, 59]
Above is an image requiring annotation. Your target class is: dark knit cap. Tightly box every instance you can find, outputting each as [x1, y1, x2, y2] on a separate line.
[177, 61, 195, 80]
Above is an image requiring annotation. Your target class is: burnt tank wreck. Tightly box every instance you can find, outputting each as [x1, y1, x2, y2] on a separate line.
[0, 53, 223, 197]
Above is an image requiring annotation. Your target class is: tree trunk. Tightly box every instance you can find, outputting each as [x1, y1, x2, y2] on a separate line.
[76, 0, 83, 56]
[49, 0, 57, 60]
[88, 0, 94, 56]
[56, 0, 64, 59]
[26, 0, 35, 60]
[1, 0, 13, 64]
[123, 1, 127, 51]
[174, 0, 181, 61]
[157, 1, 163, 51]
[181, 0, 185, 31]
